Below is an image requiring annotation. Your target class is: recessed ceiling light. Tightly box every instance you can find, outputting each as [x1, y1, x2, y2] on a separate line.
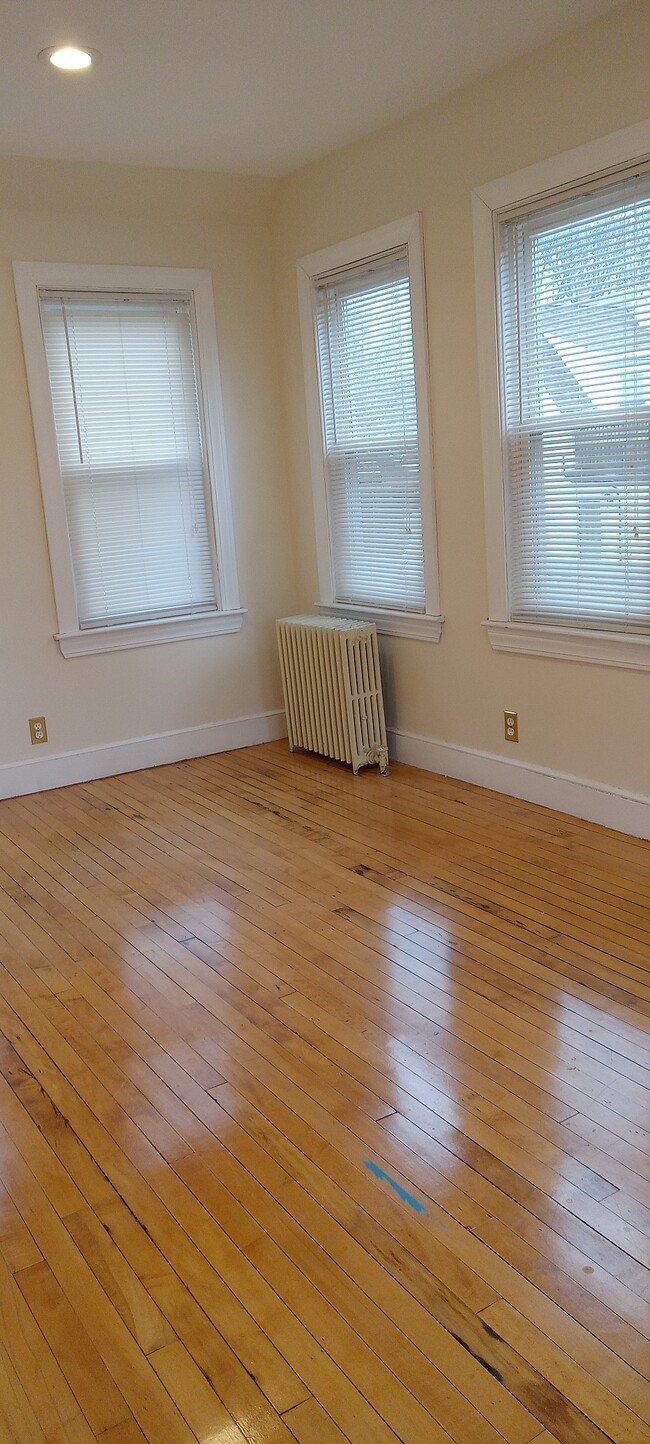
[39, 45, 99, 71]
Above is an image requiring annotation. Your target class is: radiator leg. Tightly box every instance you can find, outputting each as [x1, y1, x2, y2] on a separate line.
[365, 743, 389, 774]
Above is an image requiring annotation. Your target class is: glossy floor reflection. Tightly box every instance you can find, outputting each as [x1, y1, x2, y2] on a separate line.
[0, 741, 649, 1443]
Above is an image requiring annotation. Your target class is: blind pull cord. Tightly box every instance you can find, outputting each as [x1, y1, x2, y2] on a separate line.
[61, 302, 84, 465]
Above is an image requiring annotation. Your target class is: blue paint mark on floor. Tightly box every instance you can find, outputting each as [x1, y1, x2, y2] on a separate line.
[363, 1160, 428, 1215]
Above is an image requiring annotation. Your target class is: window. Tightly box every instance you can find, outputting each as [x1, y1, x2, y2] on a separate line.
[501, 174, 650, 632]
[297, 216, 442, 641]
[474, 120, 650, 669]
[14, 263, 243, 655]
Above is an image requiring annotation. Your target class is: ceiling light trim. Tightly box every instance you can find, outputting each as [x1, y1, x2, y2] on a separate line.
[38, 45, 100, 72]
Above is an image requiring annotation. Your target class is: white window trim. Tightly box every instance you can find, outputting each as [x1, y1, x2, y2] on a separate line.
[316, 601, 442, 641]
[13, 261, 244, 656]
[297, 214, 443, 643]
[473, 117, 650, 671]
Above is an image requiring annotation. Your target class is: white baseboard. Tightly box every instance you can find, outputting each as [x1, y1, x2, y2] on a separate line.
[0, 709, 287, 800]
[3, 707, 647, 841]
[388, 726, 650, 841]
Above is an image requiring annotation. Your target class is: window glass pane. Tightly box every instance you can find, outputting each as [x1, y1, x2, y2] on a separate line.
[40, 292, 218, 628]
[315, 251, 425, 612]
[500, 174, 650, 630]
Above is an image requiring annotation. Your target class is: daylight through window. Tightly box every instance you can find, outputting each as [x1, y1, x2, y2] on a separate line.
[314, 249, 426, 613]
[40, 291, 219, 629]
[499, 170, 650, 631]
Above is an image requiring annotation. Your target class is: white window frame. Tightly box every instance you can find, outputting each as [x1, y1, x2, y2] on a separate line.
[297, 215, 443, 642]
[14, 261, 245, 656]
[474, 118, 650, 672]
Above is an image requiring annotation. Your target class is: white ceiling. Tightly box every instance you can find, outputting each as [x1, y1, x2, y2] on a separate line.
[0, 0, 627, 177]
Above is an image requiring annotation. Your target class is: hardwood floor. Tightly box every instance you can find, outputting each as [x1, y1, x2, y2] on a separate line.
[1, 742, 650, 1442]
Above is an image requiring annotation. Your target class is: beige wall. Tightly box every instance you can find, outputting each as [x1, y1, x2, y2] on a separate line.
[0, 157, 297, 768]
[273, 0, 650, 797]
[4, 1, 650, 801]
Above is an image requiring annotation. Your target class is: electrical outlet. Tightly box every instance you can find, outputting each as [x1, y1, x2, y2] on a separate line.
[29, 716, 48, 745]
[504, 710, 518, 743]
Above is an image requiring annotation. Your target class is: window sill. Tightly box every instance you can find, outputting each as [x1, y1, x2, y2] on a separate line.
[57, 609, 247, 657]
[316, 602, 443, 641]
[485, 618, 650, 671]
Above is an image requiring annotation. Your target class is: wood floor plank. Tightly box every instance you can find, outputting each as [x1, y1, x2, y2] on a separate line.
[0, 1251, 95, 1444]
[18, 960, 536, 1438]
[0, 982, 420, 1441]
[0, 987, 309, 1420]
[480, 1298, 650, 1443]
[0, 1340, 49, 1444]
[282, 1396, 351, 1443]
[0, 1113, 196, 1443]
[149, 1339, 249, 1443]
[16, 1259, 132, 1437]
[2, 744, 650, 1442]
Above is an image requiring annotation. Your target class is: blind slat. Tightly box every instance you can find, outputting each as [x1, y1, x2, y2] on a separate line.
[40, 290, 218, 628]
[315, 248, 425, 612]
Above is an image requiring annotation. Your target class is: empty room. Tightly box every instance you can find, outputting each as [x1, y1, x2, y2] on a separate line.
[2, 2, 650, 1441]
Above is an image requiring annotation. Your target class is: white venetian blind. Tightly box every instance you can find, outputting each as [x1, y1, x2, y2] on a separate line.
[499, 170, 650, 631]
[314, 249, 425, 612]
[39, 290, 218, 629]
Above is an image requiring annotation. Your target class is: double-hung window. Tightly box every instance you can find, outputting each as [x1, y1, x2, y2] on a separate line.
[476, 137, 650, 668]
[298, 216, 442, 641]
[14, 263, 243, 655]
